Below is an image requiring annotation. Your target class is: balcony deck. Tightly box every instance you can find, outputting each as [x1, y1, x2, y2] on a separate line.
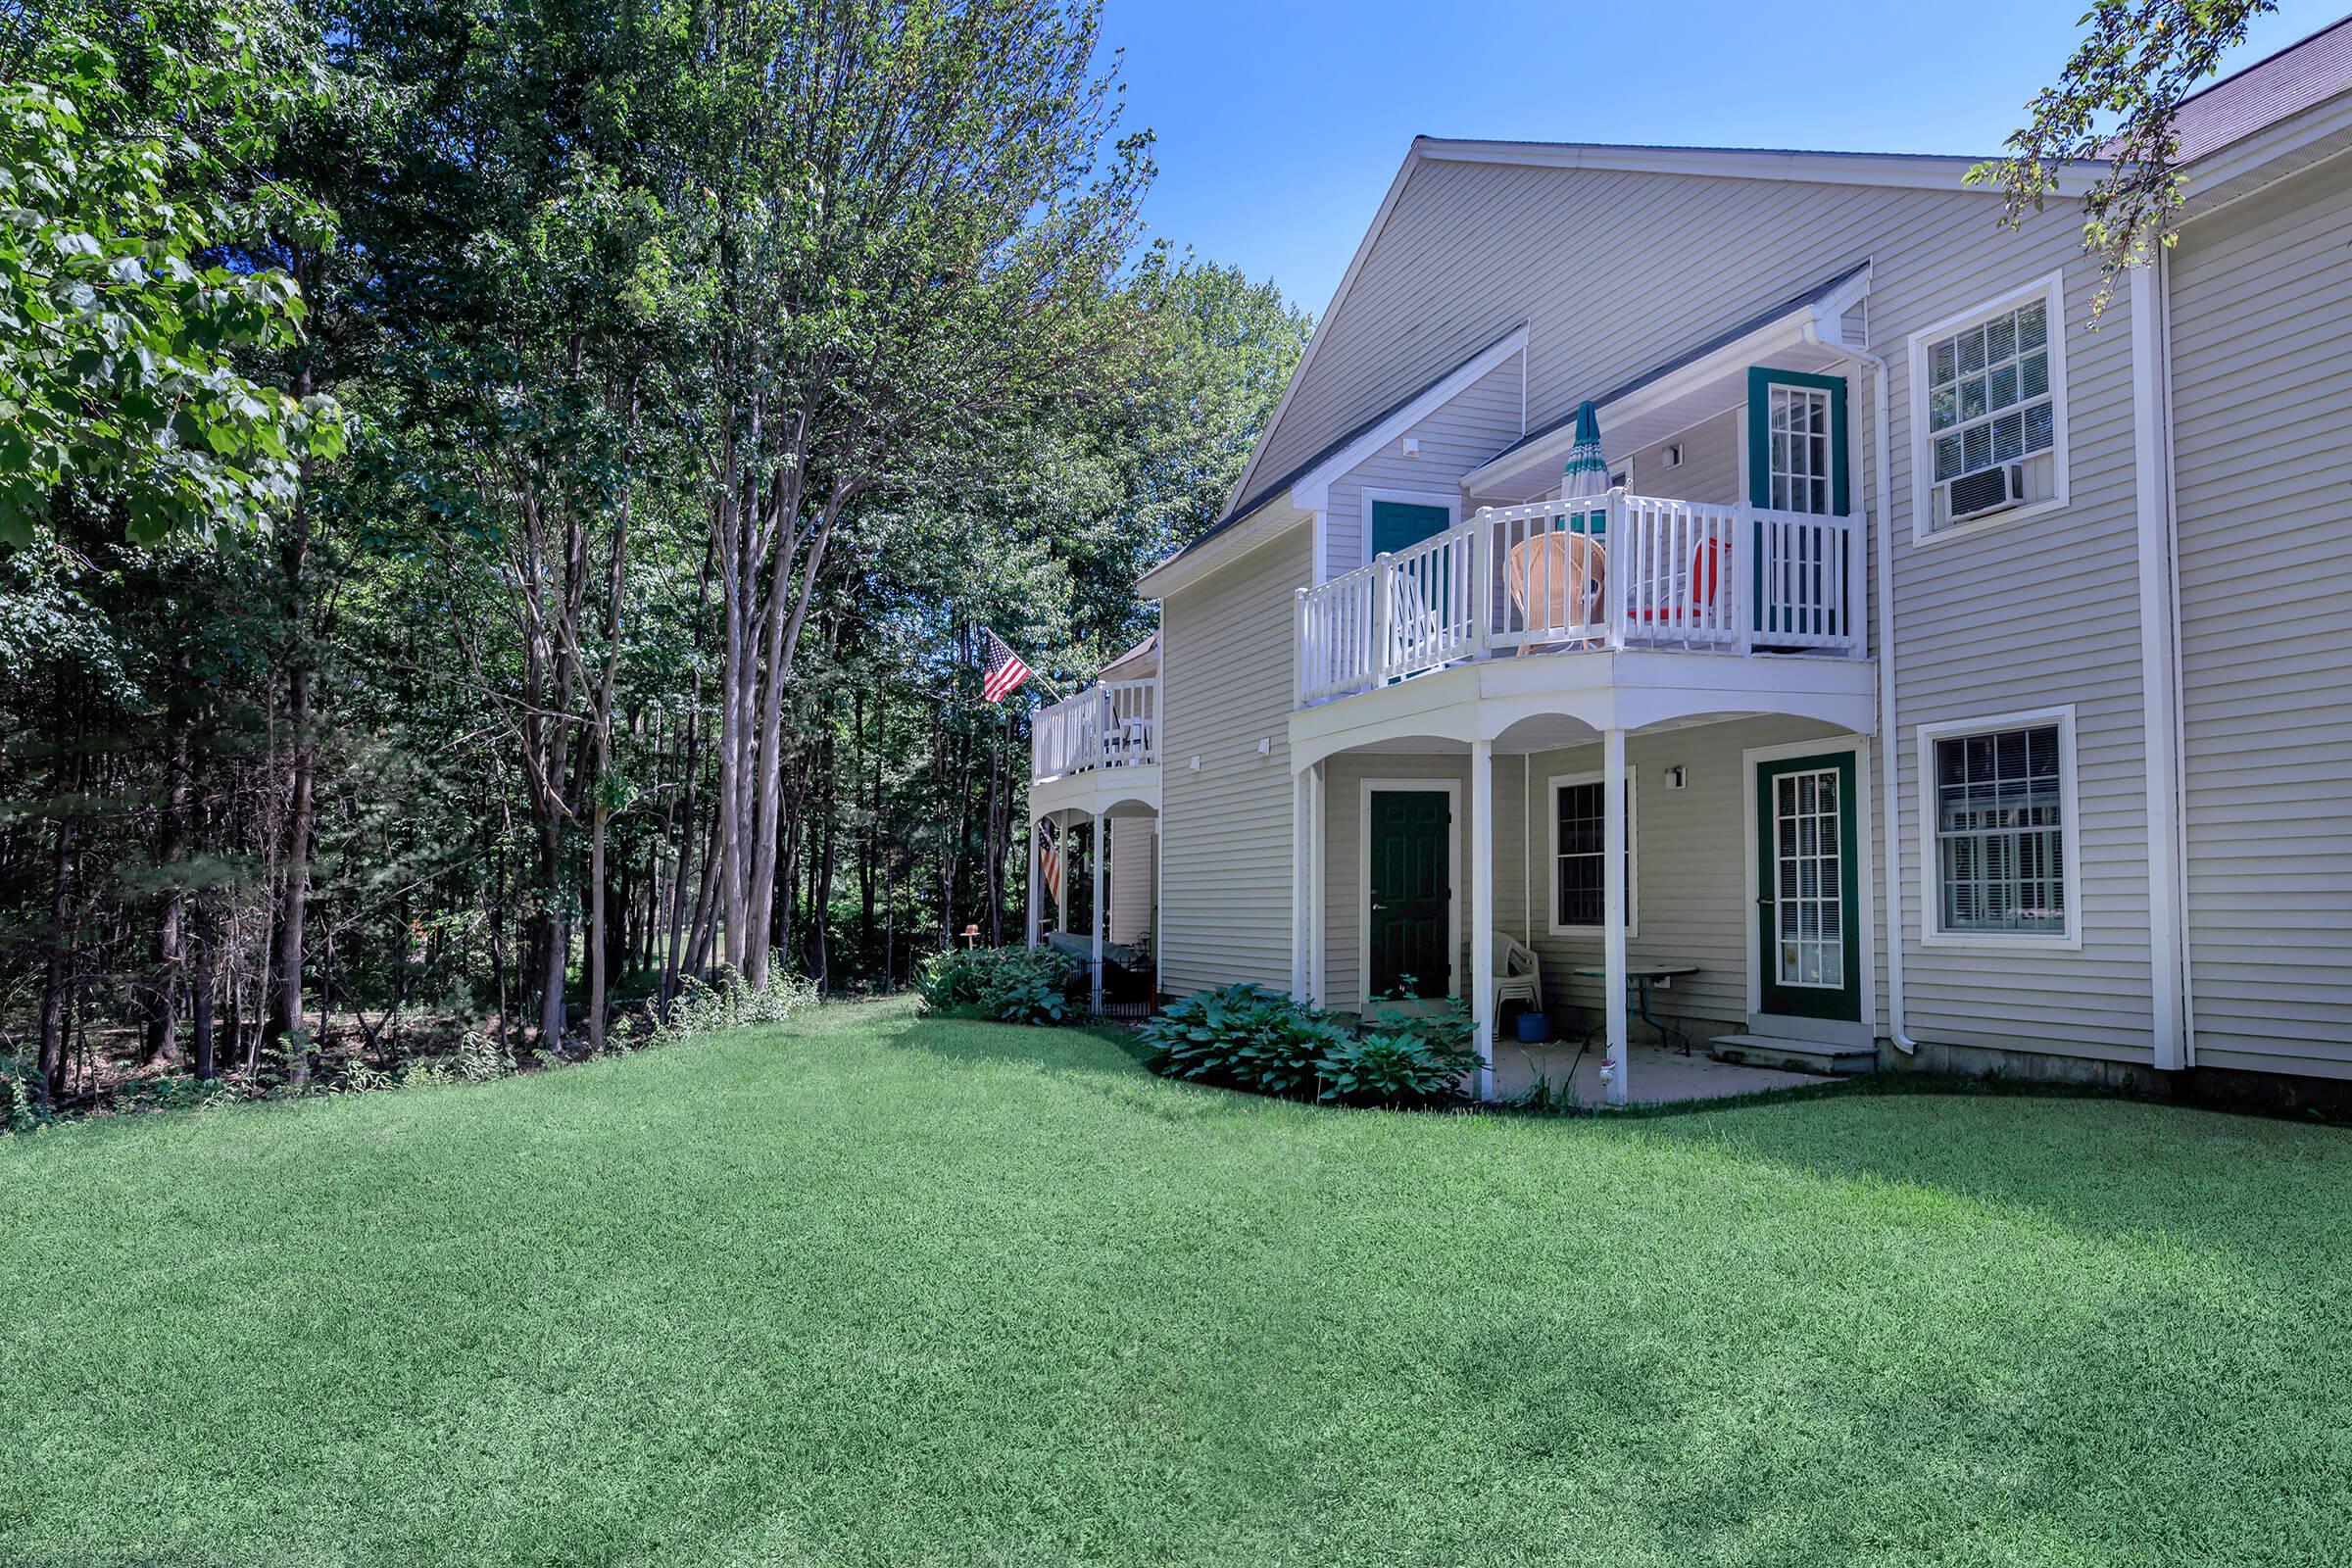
[1030, 678, 1159, 820]
[1296, 489, 1865, 708]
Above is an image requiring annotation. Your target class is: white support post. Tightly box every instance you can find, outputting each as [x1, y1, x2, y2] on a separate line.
[1090, 813, 1106, 1014]
[1604, 488, 1629, 650]
[1025, 815, 1040, 950]
[1308, 761, 1328, 1005]
[1603, 727, 1630, 1107]
[1294, 587, 1309, 710]
[1054, 818, 1067, 935]
[1290, 768, 1311, 997]
[1471, 739, 1496, 1102]
[1372, 551, 1395, 683]
[1734, 502, 1756, 657]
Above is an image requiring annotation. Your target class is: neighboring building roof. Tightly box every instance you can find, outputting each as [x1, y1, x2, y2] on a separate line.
[1152, 323, 1526, 574]
[2167, 13, 2352, 163]
[1482, 260, 1872, 470]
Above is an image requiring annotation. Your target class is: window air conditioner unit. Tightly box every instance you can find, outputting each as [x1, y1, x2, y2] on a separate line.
[1946, 463, 2027, 522]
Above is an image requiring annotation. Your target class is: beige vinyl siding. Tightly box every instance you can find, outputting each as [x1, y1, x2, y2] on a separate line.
[1157, 530, 1309, 995]
[1213, 153, 2157, 1059]
[1312, 718, 1849, 1022]
[1620, 409, 1740, 505]
[2169, 151, 2352, 1079]
[1521, 719, 1854, 1032]
[1320, 351, 1523, 576]
[1108, 817, 1154, 947]
[1317, 752, 1479, 1010]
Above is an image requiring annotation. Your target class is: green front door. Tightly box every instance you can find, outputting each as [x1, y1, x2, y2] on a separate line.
[1753, 751, 1861, 1022]
[1367, 789, 1451, 1001]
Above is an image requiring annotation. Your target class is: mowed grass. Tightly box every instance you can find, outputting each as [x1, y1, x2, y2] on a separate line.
[3, 1002, 2348, 1567]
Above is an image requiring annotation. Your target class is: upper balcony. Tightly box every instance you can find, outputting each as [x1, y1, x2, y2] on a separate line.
[1031, 677, 1158, 782]
[1296, 488, 1863, 707]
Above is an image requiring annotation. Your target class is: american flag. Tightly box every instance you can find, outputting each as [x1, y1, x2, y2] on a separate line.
[1037, 821, 1062, 906]
[980, 627, 1033, 704]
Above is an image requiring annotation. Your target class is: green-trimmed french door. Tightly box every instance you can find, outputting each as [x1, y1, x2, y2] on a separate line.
[1746, 367, 1850, 640]
[1366, 789, 1451, 1001]
[1753, 751, 1861, 1022]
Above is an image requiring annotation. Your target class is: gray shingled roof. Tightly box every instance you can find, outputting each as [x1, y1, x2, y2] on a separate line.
[2165, 13, 2352, 163]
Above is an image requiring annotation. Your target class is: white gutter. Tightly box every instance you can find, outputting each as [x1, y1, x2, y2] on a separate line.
[1806, 317, 1917, 1055]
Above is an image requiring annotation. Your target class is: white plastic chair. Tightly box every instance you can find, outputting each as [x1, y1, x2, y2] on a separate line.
[1494, 933, 1542, 1013]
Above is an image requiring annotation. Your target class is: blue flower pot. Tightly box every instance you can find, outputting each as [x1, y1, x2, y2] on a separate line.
[1514, 1011, 1550, 1044]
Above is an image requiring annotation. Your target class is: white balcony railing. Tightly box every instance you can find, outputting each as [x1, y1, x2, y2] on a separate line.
[1296, 488, 1863, 705]
[1031, 678, 1157, 782]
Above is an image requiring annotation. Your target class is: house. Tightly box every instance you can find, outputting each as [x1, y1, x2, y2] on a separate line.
[1032, 17, 2352, 1104]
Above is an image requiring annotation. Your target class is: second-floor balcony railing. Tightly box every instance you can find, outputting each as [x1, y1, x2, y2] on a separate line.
[1031, 678, 1157, 782]
[1295, 490, 1864, 705]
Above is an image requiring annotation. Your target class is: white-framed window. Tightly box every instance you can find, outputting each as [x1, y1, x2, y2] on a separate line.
[1548, 769, 1637, 936]
[1915, 708, 2082, 949]
[1907, 273, 2070, 543]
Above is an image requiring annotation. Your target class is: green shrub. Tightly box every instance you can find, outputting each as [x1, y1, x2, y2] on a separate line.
[1313, 1030, 1476, 1107]
[916, 946, 1083, 1027]
[1138, 985, 1353, 1099]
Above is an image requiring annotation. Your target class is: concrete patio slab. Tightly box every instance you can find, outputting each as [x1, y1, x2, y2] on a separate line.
[1492, 1037, 1833, 1106]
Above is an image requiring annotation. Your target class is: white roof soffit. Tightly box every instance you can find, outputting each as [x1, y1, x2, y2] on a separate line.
[1463, 269, 1871, 496]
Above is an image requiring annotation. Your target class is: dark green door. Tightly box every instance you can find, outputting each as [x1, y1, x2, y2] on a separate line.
[1367, 789, 1451, 1001]
[1369, 500, 1451, 557]
[1754, 751, 1861, 1022]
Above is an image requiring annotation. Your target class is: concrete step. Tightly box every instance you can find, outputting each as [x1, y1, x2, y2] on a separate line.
[1709, 1033, 1878, 1076]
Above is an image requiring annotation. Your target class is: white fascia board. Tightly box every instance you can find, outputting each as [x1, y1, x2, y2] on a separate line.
[1288, 325, 1529, 513]
[1415, 138, 2109, 197]
[1219, 149, 1427, 516]
[1135, 497, 1309, 601]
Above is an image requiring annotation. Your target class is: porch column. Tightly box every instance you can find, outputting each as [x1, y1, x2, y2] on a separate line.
[1471, 739, 1495, 1101]
[1025, 814, 1041, 950]
[1291, 767, 1311, 997]
[1308, 761, 1327, 1005]
[1603, 727, 1630, 1106]
[1054, 818, 1068, 935]
[1090, 812, 1106, 1014]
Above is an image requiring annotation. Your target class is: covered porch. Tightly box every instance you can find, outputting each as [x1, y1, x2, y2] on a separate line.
[1288, 682, 1878, 1106]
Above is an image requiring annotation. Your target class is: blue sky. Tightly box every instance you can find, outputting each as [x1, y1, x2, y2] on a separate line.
[1099, 0, 2344, 315]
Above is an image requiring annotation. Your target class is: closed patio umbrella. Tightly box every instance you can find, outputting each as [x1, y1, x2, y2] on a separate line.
[1559, 399, 1609, 531]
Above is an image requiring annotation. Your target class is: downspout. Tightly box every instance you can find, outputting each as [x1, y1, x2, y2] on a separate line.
[1806, 317, 1917, 1054]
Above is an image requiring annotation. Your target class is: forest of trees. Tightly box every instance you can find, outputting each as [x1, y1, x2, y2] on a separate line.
[0, 0, 1311, 1108]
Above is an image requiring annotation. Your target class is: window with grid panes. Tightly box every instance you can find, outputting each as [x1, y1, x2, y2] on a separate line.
[1926, 297, 2054, 511]
[1552, 776, 1635, 931]
[1933, 724, 2067, 935]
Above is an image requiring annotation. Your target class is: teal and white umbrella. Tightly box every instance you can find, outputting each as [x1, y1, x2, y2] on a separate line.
[1559, 400, 1608, 533]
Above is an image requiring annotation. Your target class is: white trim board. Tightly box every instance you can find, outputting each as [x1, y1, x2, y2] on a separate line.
[1356, 777, 1464, 1005]
[1740, 734, 1878, 1048]
[1912, 706, 2083, 953]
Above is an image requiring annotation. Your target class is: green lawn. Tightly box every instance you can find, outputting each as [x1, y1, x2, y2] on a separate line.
[5, 1002, 2347, 1567]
